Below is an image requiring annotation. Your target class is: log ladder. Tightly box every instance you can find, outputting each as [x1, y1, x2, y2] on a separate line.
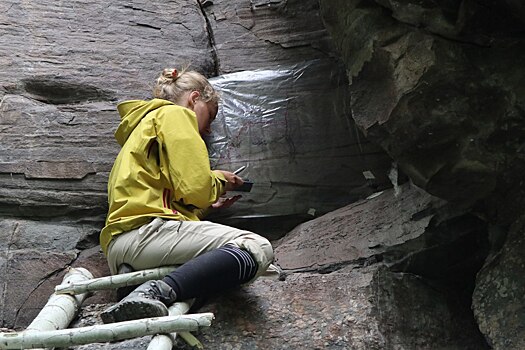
[0, 267, 212, 349]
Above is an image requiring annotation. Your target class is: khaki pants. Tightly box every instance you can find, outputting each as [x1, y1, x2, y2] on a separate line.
[106, 217, 274, 280]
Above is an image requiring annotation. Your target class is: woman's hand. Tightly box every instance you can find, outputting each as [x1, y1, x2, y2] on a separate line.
[211, 170, 244, 210]
[211, 195, 242, 209]
[216, 170, 244, 192]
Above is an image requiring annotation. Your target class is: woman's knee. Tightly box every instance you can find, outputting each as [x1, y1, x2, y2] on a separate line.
[231, 233, 274, 275]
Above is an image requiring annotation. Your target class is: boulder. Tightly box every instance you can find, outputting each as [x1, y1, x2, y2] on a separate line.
[318, 3, 525, 346]
[472, 216, 525, 349]
[68, 185, 488, 349]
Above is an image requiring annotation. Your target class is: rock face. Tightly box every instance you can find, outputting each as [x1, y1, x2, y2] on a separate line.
[69, 185, 488, 349]
[0, 0, 523, 349]
[0, 0, 390, 330]
[319, 0, 525, 219]
[473, 216, 525, 350]
[319, 0, 525, 348]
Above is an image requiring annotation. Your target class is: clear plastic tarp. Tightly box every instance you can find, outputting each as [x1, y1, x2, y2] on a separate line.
[208, 59, 391, 237]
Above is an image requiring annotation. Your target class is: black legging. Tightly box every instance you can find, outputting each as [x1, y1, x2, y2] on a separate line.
[162, 244, 258, 301]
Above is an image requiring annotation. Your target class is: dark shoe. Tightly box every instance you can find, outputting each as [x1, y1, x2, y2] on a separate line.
[116, 263, 137, 301]
[101, 280, 177, 324]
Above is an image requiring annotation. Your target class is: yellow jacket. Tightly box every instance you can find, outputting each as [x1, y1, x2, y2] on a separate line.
[100, 99, 226, 254]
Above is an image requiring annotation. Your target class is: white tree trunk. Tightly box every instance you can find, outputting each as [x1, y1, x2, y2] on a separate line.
[146, 334, 174, 349]
[0, 313, 214, 349]
[147, 300, 204, 350]
[55, 263, 282, 296]
[54, 266, 176, 295]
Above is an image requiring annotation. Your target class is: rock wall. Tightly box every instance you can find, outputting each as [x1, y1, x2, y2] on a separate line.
[71, 184, 489, 349]
[473, 216, 525, 349]
[319, 0, 525, 348]
[0, 0, 390, 330]
[0, 0, 523, 349]
[319, 0, 525, 214]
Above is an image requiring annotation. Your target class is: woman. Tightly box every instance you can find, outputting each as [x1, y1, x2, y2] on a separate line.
[100, 67, 274, 323]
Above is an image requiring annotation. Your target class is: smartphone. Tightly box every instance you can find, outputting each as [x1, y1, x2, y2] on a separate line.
[234, 180, 253, 192]
[232, 165, 252, 191]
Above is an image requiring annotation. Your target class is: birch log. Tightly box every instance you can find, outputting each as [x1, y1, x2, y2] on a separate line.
[55, 263, 282, 296]
[54, 266, 176, 295]
[168, 302, 202, 349]
[146, 334, 173, 349]
[0, 313, 214, 349]
[147, 300, 204, 350]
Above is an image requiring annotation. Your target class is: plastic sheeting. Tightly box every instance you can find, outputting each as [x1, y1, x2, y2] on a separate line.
[208, 59, 391, 238]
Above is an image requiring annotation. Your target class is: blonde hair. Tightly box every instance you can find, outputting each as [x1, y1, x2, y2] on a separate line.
[153, 67, 219, 105]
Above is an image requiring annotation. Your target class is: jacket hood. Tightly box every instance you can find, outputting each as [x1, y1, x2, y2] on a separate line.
[115, 99, 174, 146]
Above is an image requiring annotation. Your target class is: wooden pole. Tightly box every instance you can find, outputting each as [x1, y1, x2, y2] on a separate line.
[0, 314, 214, 349]
[146, 334, 173, 349]
[54, 266, 176, 295]
[55, 263, 282, 296]
[147, 300, 204, 350]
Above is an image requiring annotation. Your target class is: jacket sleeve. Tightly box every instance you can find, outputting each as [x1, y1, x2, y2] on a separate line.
[155, 106, 226, 209]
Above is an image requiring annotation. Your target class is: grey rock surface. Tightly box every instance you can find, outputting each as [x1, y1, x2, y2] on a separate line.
[0, 0, 392, 330]
[68, 185, 487, 349]
[0, 0, 390, 232]
[0, 249, 77, 328]
[203, 0, 334, 73]
[320, 0, 525, 217]
[473, 216, 525, 350]
[274, 184, 441, 271]
[319, 2, 525, 346]
[0, 0, 522, 348]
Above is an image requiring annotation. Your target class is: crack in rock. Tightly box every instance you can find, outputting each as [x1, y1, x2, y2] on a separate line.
[21, 78, 115, 105]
